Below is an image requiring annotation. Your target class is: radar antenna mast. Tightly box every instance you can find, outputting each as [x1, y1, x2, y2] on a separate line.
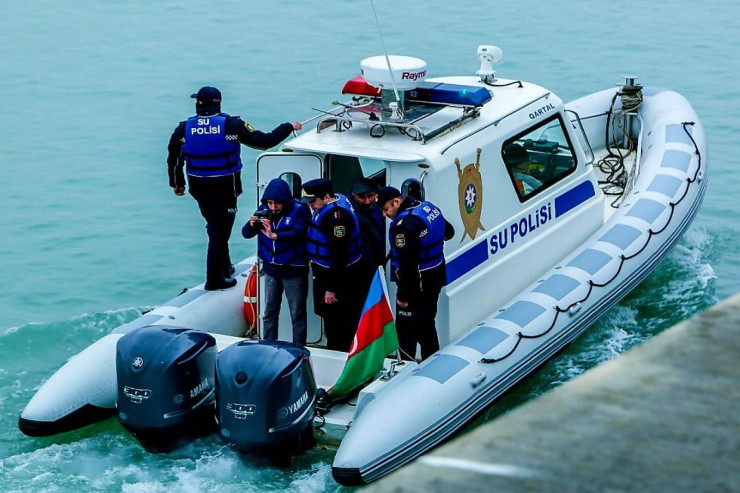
[370, 0, 403, 118]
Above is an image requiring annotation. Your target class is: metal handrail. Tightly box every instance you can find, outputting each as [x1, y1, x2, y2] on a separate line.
[316, 114, 427, 142]
[565, 109, 596, 166]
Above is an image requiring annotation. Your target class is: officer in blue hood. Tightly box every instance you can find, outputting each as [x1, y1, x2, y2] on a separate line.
[167, 86, 303, 290]
[242, 178, 311, 345]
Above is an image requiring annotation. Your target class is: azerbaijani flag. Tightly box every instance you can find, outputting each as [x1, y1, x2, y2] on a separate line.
[328, 267, 399, 397]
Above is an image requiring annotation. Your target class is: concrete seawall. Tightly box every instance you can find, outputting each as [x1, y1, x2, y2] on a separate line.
[367, 293, 740, 492]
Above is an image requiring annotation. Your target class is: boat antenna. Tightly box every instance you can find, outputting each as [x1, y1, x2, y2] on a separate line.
[370, 0, 402, 108]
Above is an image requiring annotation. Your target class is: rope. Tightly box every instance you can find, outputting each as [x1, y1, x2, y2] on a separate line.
[398, 126, 421, 140]
[370, 124, 386, 138]
[397, 346, 416, 362]
[312, 411, 326, 430]
[596, 90, 644, 208]
[484, 79, 524, 89]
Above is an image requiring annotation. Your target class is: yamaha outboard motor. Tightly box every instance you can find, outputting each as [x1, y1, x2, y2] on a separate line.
[216, 340, 317, 462]
[116, 326, 217, 452]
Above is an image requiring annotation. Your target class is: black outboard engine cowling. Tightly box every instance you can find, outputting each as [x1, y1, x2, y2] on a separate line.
[216, 340, 317, 460]
[116, 325, 217, 452]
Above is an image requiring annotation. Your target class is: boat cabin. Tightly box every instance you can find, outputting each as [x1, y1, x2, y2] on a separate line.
[254, 50, 606, 351]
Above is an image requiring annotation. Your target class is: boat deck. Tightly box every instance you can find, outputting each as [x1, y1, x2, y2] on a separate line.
[309, 348, 418, 447]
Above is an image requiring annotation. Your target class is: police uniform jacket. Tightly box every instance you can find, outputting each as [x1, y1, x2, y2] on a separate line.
[167, 111, 294, 190]
[389, 196, 455, 304]
[349, 195, 386, 267]
[242, 180, 311, 279]
[307, 195, 363, 295]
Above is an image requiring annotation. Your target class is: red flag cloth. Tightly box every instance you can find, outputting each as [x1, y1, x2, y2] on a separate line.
[328, 268, 398, 397]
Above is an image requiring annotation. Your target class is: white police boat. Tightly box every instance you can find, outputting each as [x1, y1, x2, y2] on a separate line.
[19, 46, 706, 486]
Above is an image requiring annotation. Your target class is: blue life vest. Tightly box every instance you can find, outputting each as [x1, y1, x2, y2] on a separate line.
[182, 113, 242, 177]
[307, 194, 362, 268]
[390, 201, 446, 272]
[257, 201, 308, 267]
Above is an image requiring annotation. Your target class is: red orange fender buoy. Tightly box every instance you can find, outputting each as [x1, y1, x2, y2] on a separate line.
[243, 264, 258, 335]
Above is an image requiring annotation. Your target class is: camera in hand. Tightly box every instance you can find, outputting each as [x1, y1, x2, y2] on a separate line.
[254, 209, 277, 224]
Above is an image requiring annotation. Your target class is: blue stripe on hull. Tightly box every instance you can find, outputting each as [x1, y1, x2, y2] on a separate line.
[554, 180, 595, 217]
[446, 239, 488, 284]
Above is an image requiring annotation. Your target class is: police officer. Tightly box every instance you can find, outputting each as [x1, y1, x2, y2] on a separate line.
[302, 178, 371, 351]
[167, 86, 302, 290]
[503, 143, 543, 196]
[242, 178, 311, 345]
[348, 178, 386, 268]
[376, 186, 455, 361]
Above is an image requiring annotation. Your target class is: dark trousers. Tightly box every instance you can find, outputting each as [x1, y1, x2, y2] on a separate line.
[395, 265, 445, 361]
[262, 271, 308, 345]
[312, 261, 372, 352]
[189, 174, 240, 283]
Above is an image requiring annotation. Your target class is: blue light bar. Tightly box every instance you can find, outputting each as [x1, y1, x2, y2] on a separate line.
[408, 82, 492, 107]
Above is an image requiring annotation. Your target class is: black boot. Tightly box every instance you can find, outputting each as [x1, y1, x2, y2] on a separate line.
[204, 276, 237, 291]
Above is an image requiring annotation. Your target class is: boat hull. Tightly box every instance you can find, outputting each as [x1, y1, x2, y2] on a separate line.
[331, 87, 707, 485]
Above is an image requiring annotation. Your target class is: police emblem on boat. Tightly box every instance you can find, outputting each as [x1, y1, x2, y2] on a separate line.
[132, 357, 144, 369]
[456, 147, 486, 241]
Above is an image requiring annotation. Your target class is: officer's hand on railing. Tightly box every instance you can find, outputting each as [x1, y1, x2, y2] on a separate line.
[325, 291, 338, 304]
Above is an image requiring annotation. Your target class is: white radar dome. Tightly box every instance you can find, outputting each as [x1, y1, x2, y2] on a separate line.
[361, 55, 427, 91]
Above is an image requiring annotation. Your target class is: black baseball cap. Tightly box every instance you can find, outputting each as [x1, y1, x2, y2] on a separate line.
[191, 86, 222, 105]
[375, 186, 402, 208]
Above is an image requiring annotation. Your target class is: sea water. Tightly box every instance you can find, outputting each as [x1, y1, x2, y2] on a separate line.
[1, 0, 737, 491]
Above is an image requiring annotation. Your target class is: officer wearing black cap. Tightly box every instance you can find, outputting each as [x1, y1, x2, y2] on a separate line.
[302, 178, 371, 351]
[376, 186, 454, 361]
[167, 86, 303, 290]
[348, 178, 385, 267]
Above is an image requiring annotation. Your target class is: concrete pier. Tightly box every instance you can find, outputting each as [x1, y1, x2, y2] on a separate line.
[367, 293, 740, 492]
